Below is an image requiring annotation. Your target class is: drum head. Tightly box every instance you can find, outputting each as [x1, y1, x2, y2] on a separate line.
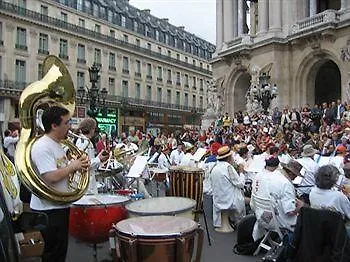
[126, 197, 196, 216]
[149, 168, 167, 174]
[72, 194, 129, 206]
[181, 166, 203, 173]
[115, 216, 197, 237]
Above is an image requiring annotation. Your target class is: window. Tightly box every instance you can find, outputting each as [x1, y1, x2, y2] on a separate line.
[145, 25, 150, 37]
[157, 66, 162, 81]
[157, 87, 162, 103]
[108, 10, 113, 22]
[15, 60, 26, 87]
[38, 63, 43, 80]
[146, 63, 152, 78]
[167, 50, 171, 57]
[184, 93, 188, 107]
[135, 83, 141, 99]
[59, 39, 68, 59]
[109, 77, 115, 95]
[184, 74, 189, 87]
[185, 57, 188, 63]
[200, 79, 204, 90]
[94, 24, 101, 33]
[135, 60, 141, 76]
[16, 27, 27, 50]
[193, 59, 196, 66]
[109, 29, 115, 38]
[122, 80, 128, 97]
[167, 69, 172, 83]
[176, 53, 180, 60]
[147, 43, 151, 50]
[40, 5, 48, 16]
[93, 3, 99, 17]
[121, 15, 126, 27]
[77, 44, 85, 63]
[174, 38, 177, 47]
[109, 52, 116, 70]
[61, 12, 68, 22]
[167, 90, 171, 104]
[38, 33, 48, 54]
[135, 39, 140, 47]
[155, 30, 159, 40]
[165, 34, 169, 44]
[123, 34, 128, 42]
[192, 95, 196, 108]
[158, 46, 161, 54]
[134, 21, 138, 32]
[122, 57, 129, 73]
[192, 76, 196, 88]
[147, 85, 152, 100]
[78, 18, 85, 27]
[199, 62, 203, 68]
[176, 72, 181, 85]
[176, 91, 180, 105]
[199, 96, 203, 108]
[94, 48, 101, 65]
[77, 0, 83, 11]
[77, 71, 85, 89]
[18, 0, 26, 8]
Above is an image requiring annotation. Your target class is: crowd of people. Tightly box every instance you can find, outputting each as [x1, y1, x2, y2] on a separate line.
[2, 99, 350, 261]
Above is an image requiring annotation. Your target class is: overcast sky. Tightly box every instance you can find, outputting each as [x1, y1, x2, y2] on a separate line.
[129, 0, 216, 44]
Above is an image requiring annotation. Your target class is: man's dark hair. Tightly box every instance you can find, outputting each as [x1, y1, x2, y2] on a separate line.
[4, 130, 11, 136]
[42, 106, 70, 133]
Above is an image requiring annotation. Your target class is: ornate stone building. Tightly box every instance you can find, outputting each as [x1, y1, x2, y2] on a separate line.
[212, 0, 350, 115]
[0, 0, 215, 134]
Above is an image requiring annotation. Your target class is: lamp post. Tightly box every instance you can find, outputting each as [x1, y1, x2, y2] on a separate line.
[250, 72, 278, 114]
[77, 63, 108, 118]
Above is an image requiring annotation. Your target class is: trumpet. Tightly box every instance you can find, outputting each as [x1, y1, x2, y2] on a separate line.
[67, 130, 91, 142]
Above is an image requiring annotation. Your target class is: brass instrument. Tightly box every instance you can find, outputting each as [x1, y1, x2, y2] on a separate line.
[15, 55, 89, 204]
[0, 149, 18, 199]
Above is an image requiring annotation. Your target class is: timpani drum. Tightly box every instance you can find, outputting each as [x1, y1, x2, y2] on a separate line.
[126, 197, 196, 220]
[112, 216, 203, 262]
[69, 194, 129, 244]
[169, 166, 204, 214]
[149, 168, 167, 183]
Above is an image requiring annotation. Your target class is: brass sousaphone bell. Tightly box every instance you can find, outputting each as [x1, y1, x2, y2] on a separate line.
[15, 55, 89, 204]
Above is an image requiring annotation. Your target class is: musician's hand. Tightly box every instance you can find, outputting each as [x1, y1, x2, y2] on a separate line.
[70, 154, 90, 172]
[98, 150, 109, 162]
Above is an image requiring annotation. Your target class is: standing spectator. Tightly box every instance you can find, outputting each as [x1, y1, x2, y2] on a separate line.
[3, 129, 19, 162]
[96, 132, 109, 153]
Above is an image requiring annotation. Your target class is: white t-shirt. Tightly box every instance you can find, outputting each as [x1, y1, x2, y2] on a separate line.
[309, 187, 350, 220]
[169, 149, 184, 165]
[75, 135, 100, 194]
[251, 169, 297, 232]
[30, 135, 70, 210]
[3, 136, 19, 157]
[297, 157, 319, 195]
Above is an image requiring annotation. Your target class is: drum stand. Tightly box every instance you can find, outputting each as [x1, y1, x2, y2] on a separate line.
[196, 202, 212, 246]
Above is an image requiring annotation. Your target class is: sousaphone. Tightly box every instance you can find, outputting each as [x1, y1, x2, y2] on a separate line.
[15, 55, 89, 204]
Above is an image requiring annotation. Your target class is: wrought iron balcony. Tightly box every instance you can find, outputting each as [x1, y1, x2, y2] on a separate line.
[0, 0, 212, 76]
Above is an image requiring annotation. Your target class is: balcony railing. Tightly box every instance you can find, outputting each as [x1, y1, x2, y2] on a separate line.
[15, 44, 27, 51]
[291, 10, 339, 34]
[107, 94, 204, 114]
[77, 58, 86, 64]
[0, 0, 212, 76]
[59, 53, 69, 60]
[135, 72, 141, 77]
[0, 79, 27, 91]
[109, 65, 116, 71]
[38, 49, 49, 55]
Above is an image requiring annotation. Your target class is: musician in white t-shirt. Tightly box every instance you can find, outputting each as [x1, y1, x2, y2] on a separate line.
[30, 106, 89, 262]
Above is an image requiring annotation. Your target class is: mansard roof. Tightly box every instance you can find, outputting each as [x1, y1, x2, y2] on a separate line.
[101, 0, 215, 53]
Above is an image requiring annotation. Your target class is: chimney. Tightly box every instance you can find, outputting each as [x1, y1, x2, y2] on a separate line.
[143, 9, 150, 13]
[162, 18, 169, 23]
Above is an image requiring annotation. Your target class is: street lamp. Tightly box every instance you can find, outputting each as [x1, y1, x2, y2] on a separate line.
[250, 72, 278, 113]
[77, 63, 108, 118]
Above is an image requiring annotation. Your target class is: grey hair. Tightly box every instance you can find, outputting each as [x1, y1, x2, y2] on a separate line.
[315, 165, 340, 189]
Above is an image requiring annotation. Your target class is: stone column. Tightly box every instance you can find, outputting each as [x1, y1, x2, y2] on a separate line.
[250, 1, 258, 35]
[258, 0, 269, 34]
[269, 0, 282, 31]
[223, 0, 234, 42]
[216, 0, 224, 50]
[237, 0, 244, 36]
[309, 0, 317, 16]
[233, 0, 238, 37]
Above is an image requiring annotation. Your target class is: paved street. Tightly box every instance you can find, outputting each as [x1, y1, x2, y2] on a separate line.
[66, 196, 262, 262]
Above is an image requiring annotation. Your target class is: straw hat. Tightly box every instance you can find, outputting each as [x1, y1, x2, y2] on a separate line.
[301, 144, 318, 157]
[281, 160, 302, 177]
[216, 145, 233, 160]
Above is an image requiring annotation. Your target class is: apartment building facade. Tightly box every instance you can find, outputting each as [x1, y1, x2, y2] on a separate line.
[0, 0, 215, 135]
